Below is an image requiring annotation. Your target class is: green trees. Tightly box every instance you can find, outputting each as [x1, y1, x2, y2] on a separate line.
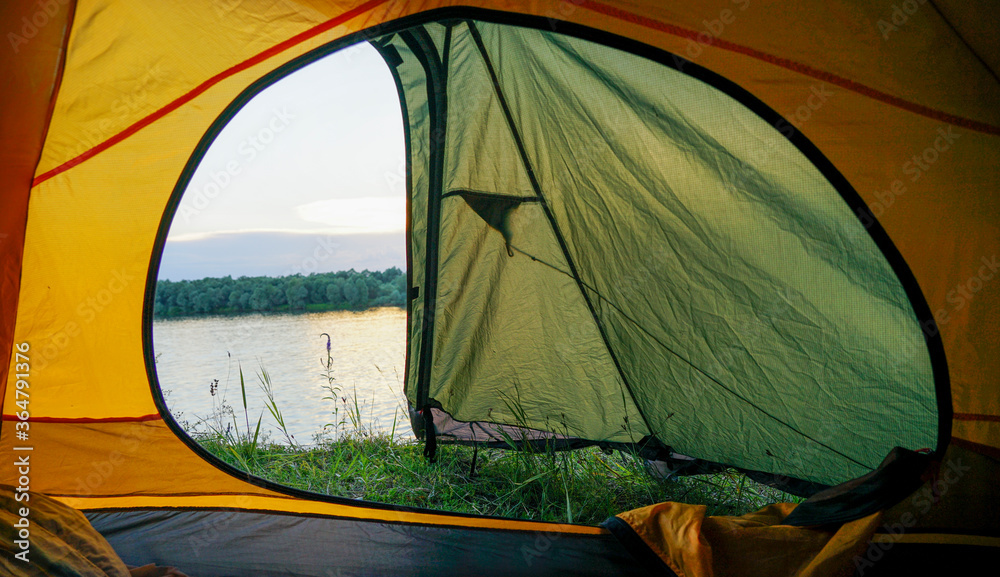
[351, 277, 369, 308]
[325, 278, 345, 306]
[154, 268, 407, 318]
[285, 278, 308, 311]
[249, 287, 270, 311]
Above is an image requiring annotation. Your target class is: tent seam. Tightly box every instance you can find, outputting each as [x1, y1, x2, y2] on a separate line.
[575, 0, 1000, 136]
[465, 20, 658, 442]
[398, 25, 451, 447]
[927, 0, 1000, 86]
[30, 0, 391, 187]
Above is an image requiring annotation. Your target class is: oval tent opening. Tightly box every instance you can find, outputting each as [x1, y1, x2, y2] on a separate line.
[152, 41, 409, 453]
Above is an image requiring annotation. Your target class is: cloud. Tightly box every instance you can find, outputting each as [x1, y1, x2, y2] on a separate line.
[158, 231, 404, 280]
[295, 197, 404, 234]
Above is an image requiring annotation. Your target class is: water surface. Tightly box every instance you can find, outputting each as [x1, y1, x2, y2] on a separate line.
[153, 307, 410, 445]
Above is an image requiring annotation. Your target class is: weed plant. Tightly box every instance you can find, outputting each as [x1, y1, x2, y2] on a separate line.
[189, 341, 802, 526]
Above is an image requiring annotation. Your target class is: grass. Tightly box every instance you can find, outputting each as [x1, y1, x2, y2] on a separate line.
[192, 404, 800, 526]
[185, 352, 802, 527]
[196, 434, 801, 525]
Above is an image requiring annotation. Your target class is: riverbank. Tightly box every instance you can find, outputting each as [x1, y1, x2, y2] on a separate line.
[154, 300, 402, 320]
[196, 429, 801, 525]
[154, 268, 406, 318]
[157, 303, 801, 524]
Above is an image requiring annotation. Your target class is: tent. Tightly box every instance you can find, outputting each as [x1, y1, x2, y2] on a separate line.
[2, 0, 997, 575]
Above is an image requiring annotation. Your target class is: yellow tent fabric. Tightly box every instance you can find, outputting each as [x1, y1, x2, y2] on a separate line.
[616, 502, 882, 577]
[1, 0, 998, 574]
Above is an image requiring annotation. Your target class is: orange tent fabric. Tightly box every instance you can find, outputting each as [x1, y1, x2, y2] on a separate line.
[0, 1, 997, 574]
[617, 502, 881, 577]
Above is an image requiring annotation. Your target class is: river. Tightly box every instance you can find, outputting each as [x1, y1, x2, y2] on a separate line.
[152, 307, 411, 445]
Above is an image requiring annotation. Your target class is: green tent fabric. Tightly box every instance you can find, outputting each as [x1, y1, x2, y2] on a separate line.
[7, 1, 997, 574]
[383, 20, 938, 487]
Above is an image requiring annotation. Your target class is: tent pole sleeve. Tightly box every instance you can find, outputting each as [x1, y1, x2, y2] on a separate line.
[400, 24, 453, 460]
[370, 37, 418, 419]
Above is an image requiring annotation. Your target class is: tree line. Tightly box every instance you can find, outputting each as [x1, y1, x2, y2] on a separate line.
[154, 267, 407, 318]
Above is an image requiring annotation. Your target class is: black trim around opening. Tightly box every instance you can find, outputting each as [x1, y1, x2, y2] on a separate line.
[143, 6, 951, 528]
[370, 37, 416, 410]
[398, 24, 449, 423]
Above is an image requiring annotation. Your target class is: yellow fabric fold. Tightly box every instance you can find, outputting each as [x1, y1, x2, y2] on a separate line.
[0, 485, 131, 577]
[618, 502, 881, 577]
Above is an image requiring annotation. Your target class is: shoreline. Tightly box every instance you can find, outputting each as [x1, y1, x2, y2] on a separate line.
[153, 303, 405, 321]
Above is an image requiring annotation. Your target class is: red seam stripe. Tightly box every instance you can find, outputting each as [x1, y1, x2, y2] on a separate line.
[577, 1, 1000, 136]
[2, 414, 162, 423]
[32, 0, 390, 187]
[954, 413, 1000, 423]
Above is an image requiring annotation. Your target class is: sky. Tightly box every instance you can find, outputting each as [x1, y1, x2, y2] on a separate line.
[159, 42, 406, 281]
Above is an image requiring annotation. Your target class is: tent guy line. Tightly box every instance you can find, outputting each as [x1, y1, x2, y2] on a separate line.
[509, 243, 875, 471]
[925, 0, 1000, 85]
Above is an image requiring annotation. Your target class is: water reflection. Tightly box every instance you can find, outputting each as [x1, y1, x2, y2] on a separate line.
[153, 307, 409, 445]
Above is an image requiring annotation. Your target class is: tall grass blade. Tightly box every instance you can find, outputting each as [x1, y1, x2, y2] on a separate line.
[239, 362, 250, 435]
